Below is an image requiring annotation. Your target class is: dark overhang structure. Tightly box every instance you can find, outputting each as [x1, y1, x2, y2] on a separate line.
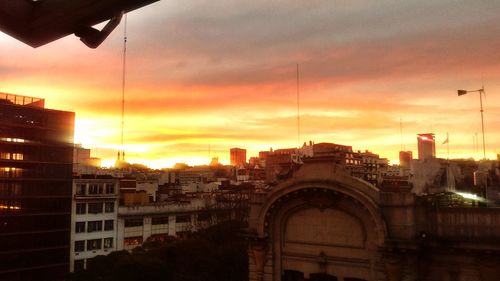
[0, 0, 159, 48]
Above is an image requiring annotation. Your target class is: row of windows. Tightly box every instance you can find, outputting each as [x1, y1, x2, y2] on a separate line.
[0, 183, 22, 196]
[345, 159, 361, 165]
[76, 202, 114, 214]
[0, 152, 23, 160]
[75, 220, 114, 233]
[0, 167, 22, 178]
[0, 182, 70, 197]
[151, 216, 169, 225]
[123, 236, 142, 247]
[123, 215, 210, 227]
[74, 238, 113, 252]
[0, 198, 70, 214]
[76, 183, 115, 195]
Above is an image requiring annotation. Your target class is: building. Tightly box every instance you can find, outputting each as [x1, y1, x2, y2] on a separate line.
[70, 175, 120, 272]
[230, 148, 247, 166]
[417, 133, 435, 161]
[117, 197, 233, 250]
[247, 159, 500, 281]
[399, 150, 413, 168]
[73, 144, 101, 174]
[0, 93, 74, 281]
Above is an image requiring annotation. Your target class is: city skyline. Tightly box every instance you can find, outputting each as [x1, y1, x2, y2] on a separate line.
[2, 1, 500, 168]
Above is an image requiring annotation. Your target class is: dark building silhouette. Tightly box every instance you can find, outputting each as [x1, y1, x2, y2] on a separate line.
[0, 93, 74, 281]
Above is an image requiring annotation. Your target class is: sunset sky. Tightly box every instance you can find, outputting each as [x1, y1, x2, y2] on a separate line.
[1, 0, 500, 168]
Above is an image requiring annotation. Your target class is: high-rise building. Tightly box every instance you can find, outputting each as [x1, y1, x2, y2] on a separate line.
[417, 133, 435, 161]
[399, 151, 413, 168]
[230, 148, 246, 166]
[0, 93, 74, 281]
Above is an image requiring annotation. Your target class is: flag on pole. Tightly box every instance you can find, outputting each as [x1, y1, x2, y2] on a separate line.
[442, 134, 449, 144]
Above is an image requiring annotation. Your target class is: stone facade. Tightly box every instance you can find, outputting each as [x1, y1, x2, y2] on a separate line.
[247, 159, 500, 281]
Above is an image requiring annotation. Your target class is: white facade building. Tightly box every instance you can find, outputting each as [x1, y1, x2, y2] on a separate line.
[117, 198, 224, 250]
[70, 176, 120, 272]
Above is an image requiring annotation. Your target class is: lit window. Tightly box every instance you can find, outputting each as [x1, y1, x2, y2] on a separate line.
[12, 153, 23, 160]
[0, 167, 22, 178]
[124, 236, 142, 246]
[0, 200, 21, 212]
[0, 152, 10, 160]
[0, 138, 25, 143]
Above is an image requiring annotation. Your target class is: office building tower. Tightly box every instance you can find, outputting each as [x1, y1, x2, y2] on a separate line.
[230, 148, 246, 166]
[417, 133, 435, 161]
[0, 93, 74, 280]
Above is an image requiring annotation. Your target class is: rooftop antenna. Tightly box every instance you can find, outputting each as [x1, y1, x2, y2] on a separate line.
[120, 13, 128, 161]
[296, 63, 300, 148]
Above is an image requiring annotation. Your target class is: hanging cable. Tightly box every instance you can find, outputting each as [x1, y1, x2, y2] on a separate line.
[120, 13, 128, 161]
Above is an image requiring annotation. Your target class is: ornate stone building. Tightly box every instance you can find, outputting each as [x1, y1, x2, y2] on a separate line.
[247, 159, 500, 281]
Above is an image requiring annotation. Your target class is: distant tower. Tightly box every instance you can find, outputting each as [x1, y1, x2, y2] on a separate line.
[417, 133, 435, 161]
[230, 148, 247, 166]
[399, 151, 413, 168]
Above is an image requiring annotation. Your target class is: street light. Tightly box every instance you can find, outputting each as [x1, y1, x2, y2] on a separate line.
[457, 86, 486, 159]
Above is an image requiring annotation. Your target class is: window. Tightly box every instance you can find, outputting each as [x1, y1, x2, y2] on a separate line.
[76, 203, 86, 214]
[104, 202, 114, 213]
[88, 184, 103, 194]
[105, 183, 115, 194]
[75, 222, 86, 233]
[124, 218, 143, 227]
[124, 236, 142, 247]
[74, 240, 85, 252]
[176, 215, 190, 223]
[152, 216, 169, 225]
[12, 153, 23, 160]
[0, 167, 22, 178]
[103, 238, 113, 249]
[104, 220, 114, 231]
[0, 152, 10, 159]
[74, 259, 85, 272]
[87, 239, 102, 251]
[88, 202, 102, 214]
[76, 184, 86, 195]
[87, 221, 102, 232]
